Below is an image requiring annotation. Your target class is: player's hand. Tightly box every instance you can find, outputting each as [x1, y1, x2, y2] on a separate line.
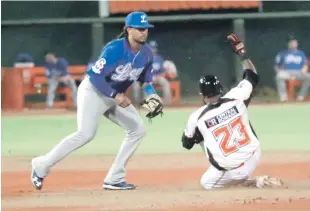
[114, 93, 131, 108]
[227, 33, 246, 57]
[141, 94, 164, 120]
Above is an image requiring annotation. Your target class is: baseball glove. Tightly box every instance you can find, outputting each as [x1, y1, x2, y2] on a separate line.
[227, 33, 248, 59]
[141, 94, 164, 120]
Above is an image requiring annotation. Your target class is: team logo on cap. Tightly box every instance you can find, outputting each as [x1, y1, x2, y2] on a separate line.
[141, 15, 147, 23]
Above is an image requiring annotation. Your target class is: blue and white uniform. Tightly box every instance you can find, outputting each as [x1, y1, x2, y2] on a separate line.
[275, 48, 310, 101]
[87, 37, 154, 97]
[44, 57, 78, 108]
[31, 11, 159, 189]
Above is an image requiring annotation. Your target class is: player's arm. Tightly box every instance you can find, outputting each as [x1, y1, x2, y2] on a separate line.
[138, 59, 164, 119]
[182, 111, 204, 150]
[301, 51, 309, 73]
[88, 46, 119, 98]
[58, 58, 70, 77]
[274, 52, 283, 72]
[43, 62, 52, 78]
[44, 67, 51, 78]
[224, 34, 259, 105]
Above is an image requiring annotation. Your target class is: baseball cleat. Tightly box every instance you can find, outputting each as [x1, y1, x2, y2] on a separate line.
[256, 175, 283, 188]
[31, 169, 44, 190]
[103, 182, 136, 190]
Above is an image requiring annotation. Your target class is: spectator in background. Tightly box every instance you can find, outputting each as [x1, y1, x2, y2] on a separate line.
[132, 40, 177, 105]
[44, 52, 78, 108]
[274, 36, 310, 101]
[14, 52, 34, 68]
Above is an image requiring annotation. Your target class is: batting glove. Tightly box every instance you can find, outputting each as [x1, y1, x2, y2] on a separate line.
[227, 33, 248, 60]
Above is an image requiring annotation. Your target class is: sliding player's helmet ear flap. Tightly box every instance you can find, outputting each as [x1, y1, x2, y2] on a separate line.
[199, 75, 223, 98]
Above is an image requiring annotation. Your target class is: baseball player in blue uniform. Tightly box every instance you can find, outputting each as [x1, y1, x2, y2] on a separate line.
[274, 36, 310, 101]
[31, 11, 164, 190]
[44, 52, 78, 108]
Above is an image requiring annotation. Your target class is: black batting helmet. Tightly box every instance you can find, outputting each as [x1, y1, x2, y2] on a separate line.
[199, 75, 223, 97]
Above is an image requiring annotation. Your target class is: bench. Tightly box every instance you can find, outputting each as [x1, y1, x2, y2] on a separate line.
[154, 80, 181, 104]
[286, 79, 310, 100]
[286, 59, 310, 100]
[23, 66, 87, 108]
[2, 65, 181, 109]
[286, 80, 301, 100]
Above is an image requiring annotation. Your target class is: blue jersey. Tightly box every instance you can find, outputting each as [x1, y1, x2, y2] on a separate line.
[44, 58, 69, 77]
[275, 50, 307, 71]
[87, 38, 153, 98]
[151, 54, 165, 76]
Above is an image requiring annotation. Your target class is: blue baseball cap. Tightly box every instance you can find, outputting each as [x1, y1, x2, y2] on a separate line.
[125, 11, 154, 28]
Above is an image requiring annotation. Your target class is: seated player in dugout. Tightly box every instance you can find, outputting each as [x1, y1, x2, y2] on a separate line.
[274, 36, 310, 102]
[44, 52, 78, 108]
[132, 40, 178, 105]
[182, 34, 283, 190]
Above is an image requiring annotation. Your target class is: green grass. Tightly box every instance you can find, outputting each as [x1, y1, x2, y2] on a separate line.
[2, 104, 310, 156]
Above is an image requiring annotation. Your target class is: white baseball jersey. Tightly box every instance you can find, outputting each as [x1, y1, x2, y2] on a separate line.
[184, 79, 260, 170]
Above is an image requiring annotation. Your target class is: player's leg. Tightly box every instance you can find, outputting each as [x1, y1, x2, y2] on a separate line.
[200, 165, 228, 190]
[103, 105, 145, 190]
[200, 149, 261, 190]
[217, 149, 282, 188]
[46, 76, 59, 108]
[225, 149, 262, 187]
[156, 76, 172, 104]
[275, 71, 290, 101]
[31, 76, 114, 189]
[61, 75, 78, 107]
[293, 72, 310, 101]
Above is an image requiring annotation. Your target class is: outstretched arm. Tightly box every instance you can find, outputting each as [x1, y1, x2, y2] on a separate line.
[224, 34, 259, 105]
[242, 58, 257, 74]
[227, 34, 258, 75]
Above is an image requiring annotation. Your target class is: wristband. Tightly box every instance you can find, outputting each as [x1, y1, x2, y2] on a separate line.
[144, 84, 157, 96]
[239, 52, 249, 60]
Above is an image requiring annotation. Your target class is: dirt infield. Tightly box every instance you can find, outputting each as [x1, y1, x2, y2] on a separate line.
[2, 153, 310, 211]
[2, 106, 310, 210]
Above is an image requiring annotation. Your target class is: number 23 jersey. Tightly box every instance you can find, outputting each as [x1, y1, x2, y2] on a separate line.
[184, 79, 260, 169]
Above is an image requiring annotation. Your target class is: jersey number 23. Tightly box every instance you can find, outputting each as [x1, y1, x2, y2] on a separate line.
[212, 116, 251, 156]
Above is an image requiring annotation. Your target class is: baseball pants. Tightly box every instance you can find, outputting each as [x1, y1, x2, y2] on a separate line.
[275, 71, 310, 100]
[47, 75, 78, 108]
[33, 76, 145, 184]
[200, 149, 261, 190]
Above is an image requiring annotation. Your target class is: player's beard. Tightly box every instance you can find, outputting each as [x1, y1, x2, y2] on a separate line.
[134, 38, 147, 45]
